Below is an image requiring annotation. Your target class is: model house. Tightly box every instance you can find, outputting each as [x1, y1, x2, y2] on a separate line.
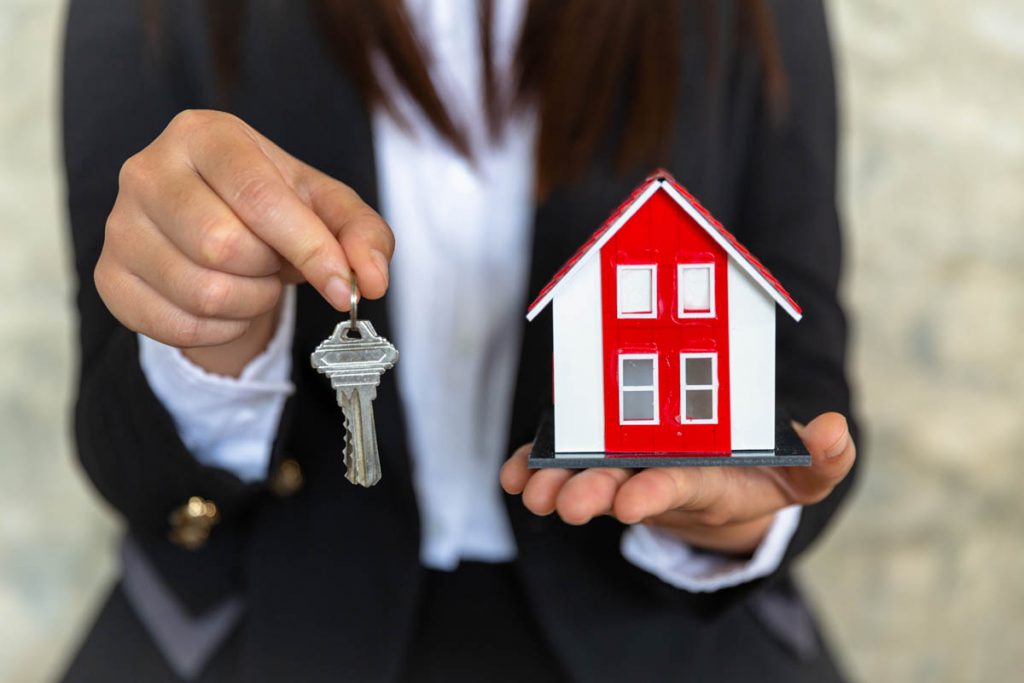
[526, 171, 803, 461]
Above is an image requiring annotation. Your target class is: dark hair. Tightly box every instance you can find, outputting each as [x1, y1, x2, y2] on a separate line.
[152, 0, 785, 196]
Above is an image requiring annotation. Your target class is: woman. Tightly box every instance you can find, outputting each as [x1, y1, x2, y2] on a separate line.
[62, 0, 858, 680]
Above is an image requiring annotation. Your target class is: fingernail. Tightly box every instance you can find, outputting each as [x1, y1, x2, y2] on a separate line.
[825, 431, 849, 460]
[324, 275, 351, 311]
[790, 420, 805, 436]
[369, 249, 390, 288]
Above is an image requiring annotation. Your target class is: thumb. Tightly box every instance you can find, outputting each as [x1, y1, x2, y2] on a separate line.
[782, 412, 856, 505]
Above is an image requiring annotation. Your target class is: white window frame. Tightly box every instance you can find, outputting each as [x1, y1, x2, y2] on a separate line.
[679, 352, 718, 424]
[617, 265, 658, 319]
[618, 353, 659, 425]
[677, 263, 715, 319]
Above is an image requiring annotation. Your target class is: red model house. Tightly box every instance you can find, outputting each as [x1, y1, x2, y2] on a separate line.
[527, 171, 804, 463]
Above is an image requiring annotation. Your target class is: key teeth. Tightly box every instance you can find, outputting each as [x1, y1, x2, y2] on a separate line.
[341, 399, 381, 487]
[342, 407, 355, 478]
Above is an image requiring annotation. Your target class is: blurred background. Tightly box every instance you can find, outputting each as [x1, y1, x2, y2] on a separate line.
[1, 0, 1022, 681]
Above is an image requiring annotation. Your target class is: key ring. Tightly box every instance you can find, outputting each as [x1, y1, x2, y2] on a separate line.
[348, 271, 359, 337]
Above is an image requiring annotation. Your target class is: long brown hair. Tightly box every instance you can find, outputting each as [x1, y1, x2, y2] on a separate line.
[152, 0, 784, 196]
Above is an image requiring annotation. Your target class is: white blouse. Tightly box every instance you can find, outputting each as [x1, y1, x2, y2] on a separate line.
[139, 0, 799, 591]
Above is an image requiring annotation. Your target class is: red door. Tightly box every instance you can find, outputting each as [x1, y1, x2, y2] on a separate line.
[600, 189, 732, 455]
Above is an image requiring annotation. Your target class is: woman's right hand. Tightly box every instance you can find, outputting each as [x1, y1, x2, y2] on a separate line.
[95, 110, 394, 376]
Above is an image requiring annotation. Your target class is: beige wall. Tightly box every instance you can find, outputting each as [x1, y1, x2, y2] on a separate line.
[1, 1, 1022, 681]
[805, 2, 1024, 681]
[0, 2, 119, 682]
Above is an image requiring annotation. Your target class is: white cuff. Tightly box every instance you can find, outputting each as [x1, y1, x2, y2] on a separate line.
[138, 287, 297, 483]
[621, 505, 802, 593]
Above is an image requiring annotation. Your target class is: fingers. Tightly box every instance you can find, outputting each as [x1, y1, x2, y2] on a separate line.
[299, 165, 394, 300]
[95, 254, 250, 347]
[613, 467, 720, 525]
[500, 444, 533, 494]
[181, 112, 354, 310]
[128, 158, 281, 278]
[521, 468, 574, 516]
[160, 110, 392, 307]
[107, 211, 282, 321]
[501, 444, 633, 525]
[525, 468, 626, 523]
[780, 412, 857, 505]
[555, 468, 632, 525]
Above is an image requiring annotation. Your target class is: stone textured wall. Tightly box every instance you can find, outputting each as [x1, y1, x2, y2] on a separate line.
[1, 1, 1021, 681]
[0, 2, 119, 682]
[803, 2, 1024, 681]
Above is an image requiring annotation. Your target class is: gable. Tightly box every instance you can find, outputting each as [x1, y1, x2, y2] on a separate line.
[526, 171, 802, 322]
[604, 187, 727, 320]
[606, 184, 726, 261]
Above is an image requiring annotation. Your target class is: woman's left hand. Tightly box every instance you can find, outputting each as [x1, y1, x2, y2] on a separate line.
[500, 412, 856, 555]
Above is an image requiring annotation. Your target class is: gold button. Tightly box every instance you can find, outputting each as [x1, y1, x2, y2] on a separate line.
[269, 458, 304, 498]
[168, 496, 220, 550]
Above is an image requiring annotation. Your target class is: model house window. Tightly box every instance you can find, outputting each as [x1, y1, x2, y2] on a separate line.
[617, 265, 657, 318]
[619, 354, 658, 424]
[680, 353, 717, 423]
[678, 263, 714, 317]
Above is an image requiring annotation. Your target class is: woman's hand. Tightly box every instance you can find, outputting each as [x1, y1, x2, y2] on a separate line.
[95, 109, 394, 376]
[501, 412, 856, 555]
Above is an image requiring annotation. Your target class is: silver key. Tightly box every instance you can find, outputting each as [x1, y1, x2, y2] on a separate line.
[311, 282, 398, 487]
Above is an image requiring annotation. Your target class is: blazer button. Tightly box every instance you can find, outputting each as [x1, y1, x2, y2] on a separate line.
[269, 458, 304, 498]
[168, 497, 220, 550]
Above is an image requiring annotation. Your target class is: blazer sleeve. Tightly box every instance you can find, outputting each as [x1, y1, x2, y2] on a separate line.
[63, 0, 263, 615]
[734, 0, 862, 576]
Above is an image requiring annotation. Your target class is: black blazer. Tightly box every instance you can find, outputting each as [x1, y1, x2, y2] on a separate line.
[63, 0, 858, 680]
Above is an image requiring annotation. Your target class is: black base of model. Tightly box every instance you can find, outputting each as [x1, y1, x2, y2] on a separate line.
[528, 413, 812, 469]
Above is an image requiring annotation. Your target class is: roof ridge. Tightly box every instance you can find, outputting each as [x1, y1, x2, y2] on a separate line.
[526, 172, 802, 321]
